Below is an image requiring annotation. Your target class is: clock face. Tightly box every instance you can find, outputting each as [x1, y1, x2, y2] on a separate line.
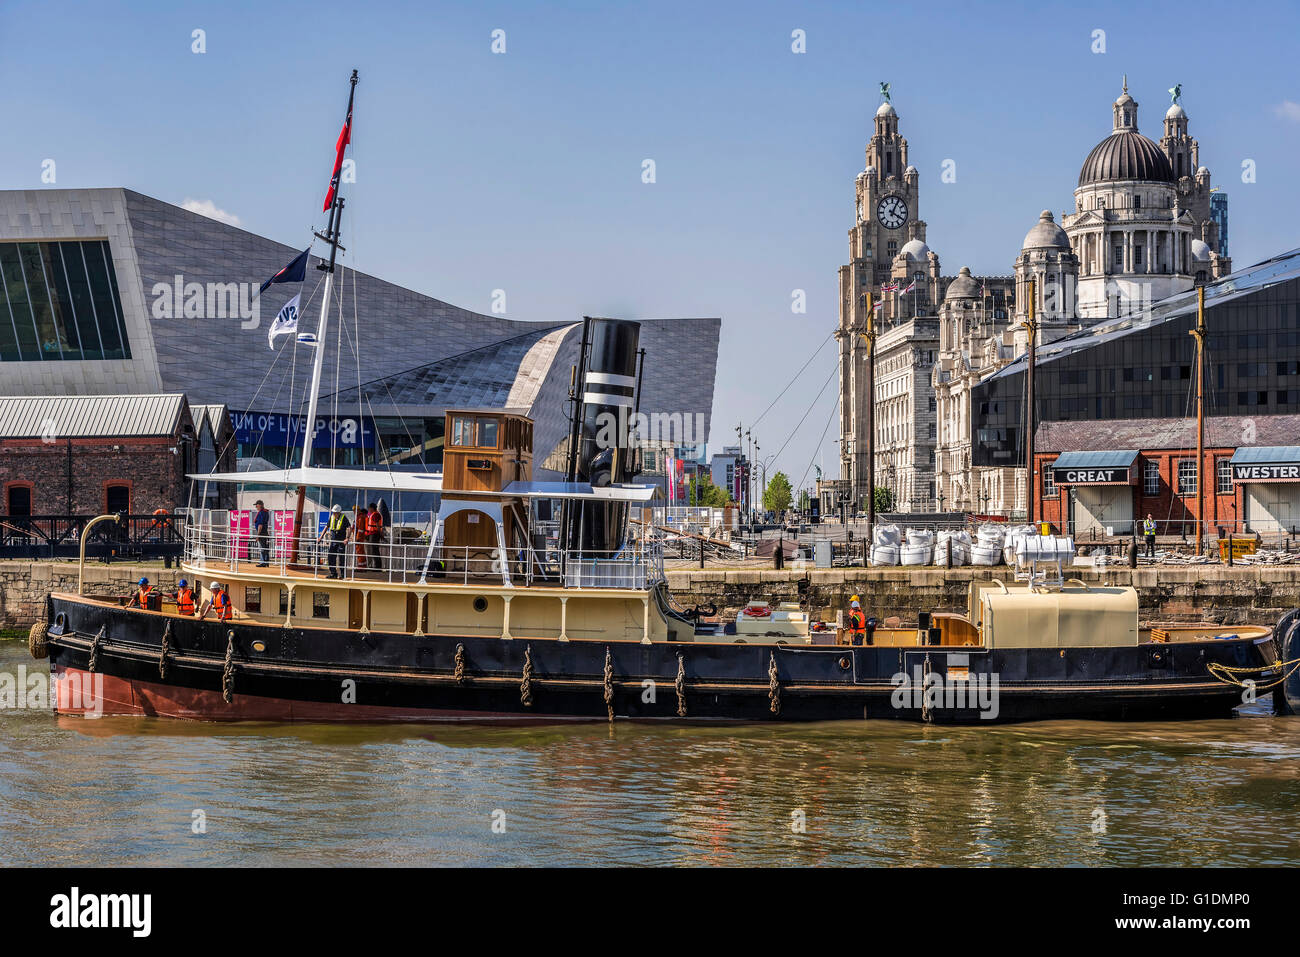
[877, 195, 908, 230]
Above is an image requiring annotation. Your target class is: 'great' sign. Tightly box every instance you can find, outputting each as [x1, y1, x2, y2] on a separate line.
[1052, 467, 1132, 485]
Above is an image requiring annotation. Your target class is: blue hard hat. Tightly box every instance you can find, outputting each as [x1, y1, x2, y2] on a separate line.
[177, 579, 187, 588]
[138, 577, 149, 586]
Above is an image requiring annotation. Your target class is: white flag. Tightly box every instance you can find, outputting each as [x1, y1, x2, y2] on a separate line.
[267, 294, 302, 350]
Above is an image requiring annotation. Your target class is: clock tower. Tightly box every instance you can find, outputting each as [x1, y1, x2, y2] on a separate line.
[837, 91, 928, 509]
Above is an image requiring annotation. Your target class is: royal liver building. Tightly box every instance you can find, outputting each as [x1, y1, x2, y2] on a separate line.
[837, 80, 1229, 516]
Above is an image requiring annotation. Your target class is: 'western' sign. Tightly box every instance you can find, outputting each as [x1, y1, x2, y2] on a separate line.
[1052, 467, 1132, 485]
[1232, 463, 1300, 482]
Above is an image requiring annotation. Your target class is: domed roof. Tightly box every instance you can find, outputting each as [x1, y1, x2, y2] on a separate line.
[904, 165, 918, 175]
[1191, 239, 1212, 262]
[1022, 210, 1071, 250]
[944, 266, 979, 301]
[1078, 131, 1174, 186]
[900, 238, 930, 261]
[1165, 102, 1186, 119]
[876, 101, 896, 117]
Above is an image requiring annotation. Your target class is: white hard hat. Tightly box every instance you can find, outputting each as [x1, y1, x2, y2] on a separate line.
[332, 504, 343, 513]
[210, 580, 220, 590]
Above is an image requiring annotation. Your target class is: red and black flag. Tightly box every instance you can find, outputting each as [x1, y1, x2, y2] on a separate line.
[259, 247, 310, 295]
[322, 98, 353, 212]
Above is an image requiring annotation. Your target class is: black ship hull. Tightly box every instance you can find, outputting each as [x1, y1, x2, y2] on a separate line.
[42, 595, 1280, 725]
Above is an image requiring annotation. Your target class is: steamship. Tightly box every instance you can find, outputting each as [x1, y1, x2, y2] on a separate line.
[30, 71, 1300, 725]
[31, 313, 1298, 723]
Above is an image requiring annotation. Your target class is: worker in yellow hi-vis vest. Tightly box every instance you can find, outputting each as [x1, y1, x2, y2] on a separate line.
[1142, 514, 1157, 559]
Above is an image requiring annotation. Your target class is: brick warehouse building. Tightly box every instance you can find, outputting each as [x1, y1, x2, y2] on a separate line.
[1033, 415, 1300, 540]
[0, 394, 235, 518]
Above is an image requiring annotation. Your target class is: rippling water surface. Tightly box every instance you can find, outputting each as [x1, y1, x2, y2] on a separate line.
[2, 643, 1298, 866]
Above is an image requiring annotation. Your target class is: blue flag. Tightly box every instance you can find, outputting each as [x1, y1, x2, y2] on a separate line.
[259, 248, 310, 295]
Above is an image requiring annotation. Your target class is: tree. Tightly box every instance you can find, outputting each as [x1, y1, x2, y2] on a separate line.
[873, 485, 894, 514]
[763, 471, 793, 513]
[687, 473, 733, 508]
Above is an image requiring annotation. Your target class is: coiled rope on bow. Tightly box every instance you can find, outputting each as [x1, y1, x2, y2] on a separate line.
[222, 630, 236, 704]
[88, 625, 105, 673]
[158, 620, 173, 680]
[454, 643, 467, 685]
[768, 651, 781, 715]
[603, 646, 615, 722]
[676, 654, 687, 717]
[1206, 655, 1300, 693]
[520, 645, 534, 707]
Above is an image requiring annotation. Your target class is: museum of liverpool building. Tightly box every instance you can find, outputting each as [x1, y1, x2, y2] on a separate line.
[0, 188, 721, 488]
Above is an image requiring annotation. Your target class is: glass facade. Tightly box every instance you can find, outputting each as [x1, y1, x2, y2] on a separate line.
[972, 271, 1300, 468]
[0, 240, 130, 361]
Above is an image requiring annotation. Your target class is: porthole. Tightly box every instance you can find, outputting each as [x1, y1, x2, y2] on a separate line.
[838, 656, 851, 671]
[251, 640, 266, 653]
[473, 596, 488, 613]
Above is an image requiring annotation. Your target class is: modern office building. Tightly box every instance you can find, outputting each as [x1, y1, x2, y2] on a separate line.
[0, 188, 721, 476]
[972, 248, 1300, 488]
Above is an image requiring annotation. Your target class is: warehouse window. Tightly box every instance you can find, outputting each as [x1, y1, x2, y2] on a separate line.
[105, 484, 130, 514]
[0, 240, 130, 362]
[1143, 461, 1160, 496]
[1043, 469, 1056, 499]
[1177, 459, 1198, 495]
[1216, 460, 1232, 495]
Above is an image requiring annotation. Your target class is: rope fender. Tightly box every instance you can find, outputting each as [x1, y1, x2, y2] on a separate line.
[603, 646, 615, 722]
[921, 653, 933, 723]
[88, 625, 105, 673]
[768, 651, 781, 716]
[222, 631, 236, 704]
[675, 653, 687, 717]
[158, 620, 173, 680]
[520, 645, 534, 707]
[28, 622, 48, 661]
[453, 643, 467, 685]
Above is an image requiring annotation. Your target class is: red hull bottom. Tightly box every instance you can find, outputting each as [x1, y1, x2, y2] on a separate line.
[51, 665, 581, 723]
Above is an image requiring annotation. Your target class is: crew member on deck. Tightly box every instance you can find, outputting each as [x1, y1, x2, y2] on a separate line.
[354, 504, 369, 569]
[848, 595, 866, 646]
[318, 504, 353, 579]
[172, 578, 195, 616]
[198, 581, 233, 622]
[1143, 513, 1157, 559]
[365, 503, 385, 572]
[252, 500, 272, 567]
[127, 577, 153, 609]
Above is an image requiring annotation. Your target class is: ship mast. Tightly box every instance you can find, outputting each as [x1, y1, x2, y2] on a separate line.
[1192, 284, 1206, 555]
[302, 69, 358, 472]
[290, 69, 357, 566]
[1024, 279, 1037, 527]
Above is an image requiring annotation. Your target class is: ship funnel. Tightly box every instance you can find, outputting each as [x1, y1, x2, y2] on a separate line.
[567, 317, 642, 553]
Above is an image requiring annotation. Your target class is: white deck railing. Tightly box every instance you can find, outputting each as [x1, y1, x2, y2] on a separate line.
[182, 513, 664, 590]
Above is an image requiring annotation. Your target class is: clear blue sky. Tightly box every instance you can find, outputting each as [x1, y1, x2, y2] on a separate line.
[3, 0, 1298, 490]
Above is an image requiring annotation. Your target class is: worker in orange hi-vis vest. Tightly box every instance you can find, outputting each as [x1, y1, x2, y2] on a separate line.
[848, 595, 866, 646]
[365, 503, 386, 572]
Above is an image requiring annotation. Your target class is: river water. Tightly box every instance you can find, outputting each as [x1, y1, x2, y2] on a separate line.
[2, 642, 1297, 867]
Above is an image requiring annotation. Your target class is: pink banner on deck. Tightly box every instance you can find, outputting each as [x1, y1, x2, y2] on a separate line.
[230, 510, 296, 561]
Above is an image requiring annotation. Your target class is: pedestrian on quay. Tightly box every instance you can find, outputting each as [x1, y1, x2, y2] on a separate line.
[1143, 513, 1157, 559]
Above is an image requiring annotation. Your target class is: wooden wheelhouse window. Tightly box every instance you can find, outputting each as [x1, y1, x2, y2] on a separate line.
[450, 416, 472, 447]
[476, 417, 498, 448]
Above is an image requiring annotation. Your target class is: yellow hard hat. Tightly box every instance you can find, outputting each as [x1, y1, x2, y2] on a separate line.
[850, 594, 859, 602]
